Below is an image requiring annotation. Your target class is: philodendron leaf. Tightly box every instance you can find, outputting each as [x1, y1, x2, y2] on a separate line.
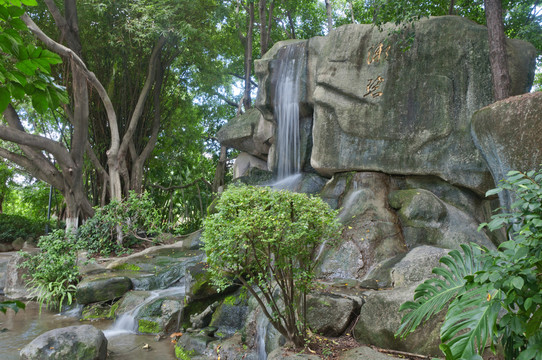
[440, 286, 500, 359]
[396, 244, 487, 340]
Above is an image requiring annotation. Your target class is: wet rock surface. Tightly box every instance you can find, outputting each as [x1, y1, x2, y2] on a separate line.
[20, 325, 107, 360]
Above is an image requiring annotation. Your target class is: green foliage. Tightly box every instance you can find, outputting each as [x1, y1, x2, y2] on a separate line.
[138, 319, 161, 334]
[397, 169, 542, 360]
[0, 213, 46, 243]
[174, 344, 194, 360]
[76, 191, 166, 256]
[2, 179, 59, 221]
[19, 229, 80, 313]
[0, 299, 25, 314]
[0, 0, 67, 114]
[202, 184, 340, 347]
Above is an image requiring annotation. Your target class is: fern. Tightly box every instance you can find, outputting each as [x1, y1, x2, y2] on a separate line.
[396, 244, 488, 340]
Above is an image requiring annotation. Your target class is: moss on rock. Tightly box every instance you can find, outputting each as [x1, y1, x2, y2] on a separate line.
[138, 319, 161, 334]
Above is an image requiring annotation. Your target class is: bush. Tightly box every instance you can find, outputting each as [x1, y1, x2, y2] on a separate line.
[76, 191, 165, 256]
[202, 184, 340, 348]
[0, 213, 47, 243]
[396, 169, 542, 360]
[20, 230, 80, 313]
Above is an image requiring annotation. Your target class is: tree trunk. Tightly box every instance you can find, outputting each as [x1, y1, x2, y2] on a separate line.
[212, 146, 227, 193]
[325, 0, 333, 33]
[242, 2, 255, 111]
[286, 11, 296, 39]
[131, 54, 164, 194]
[258, 0, 275, 56]
[448, 0, 455, 15]
[484, 0, 510, 101]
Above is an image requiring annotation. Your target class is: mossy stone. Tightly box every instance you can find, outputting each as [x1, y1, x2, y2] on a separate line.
[138, 319, 161, 334]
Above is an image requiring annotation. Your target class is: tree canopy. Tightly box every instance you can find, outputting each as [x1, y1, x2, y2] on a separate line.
[0, 0, 540, 229]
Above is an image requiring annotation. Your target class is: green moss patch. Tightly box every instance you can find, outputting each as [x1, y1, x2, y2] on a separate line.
[81, 301, 119, 320]
[175, 344, 194, 360]
[111, 263, 141, 271]
[138, 319, 161, 334]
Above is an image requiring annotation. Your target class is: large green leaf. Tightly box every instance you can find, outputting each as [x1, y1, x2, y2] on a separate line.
[0, 86, 9, 112]
[0, 300, 25, 314]
[439, 286, 500, 359]
[15, 58, 38, 75]
[31, 90, 48, 114]
[396, 244, 487, 339]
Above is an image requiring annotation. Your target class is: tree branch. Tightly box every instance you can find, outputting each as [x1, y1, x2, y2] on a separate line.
[0, 147, 64, 191]
[228, 72, 258, 87]
[1, 106, 75, 168]
[215, 92, 240, 108]
[118, 36, 167, 162]
[21, 13, 120, 154]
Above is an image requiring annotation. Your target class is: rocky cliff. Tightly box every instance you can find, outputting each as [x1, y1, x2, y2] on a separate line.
[216, 15, 538, 357]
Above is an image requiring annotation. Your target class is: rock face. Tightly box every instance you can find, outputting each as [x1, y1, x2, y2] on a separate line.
[76, 275, 133, 304]
[251, 16, 536, 194]
[211, 15, 537, 360]
[306, 293, 361, 337]
[217, 108, 273, 161]
[20, 325, 107, 360]
[472, 92, 542, 211]
[233, 152, 268, 179]
[319, 172, 406, 280]
[354, 284, 443, 357]
[3, 250, 39, 299]
[389, 188, 495, 250]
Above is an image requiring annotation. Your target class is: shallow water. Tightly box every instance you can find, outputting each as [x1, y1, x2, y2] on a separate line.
[0, 301, 176, 359]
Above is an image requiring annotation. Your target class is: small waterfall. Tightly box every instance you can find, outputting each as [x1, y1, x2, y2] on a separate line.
[104, 286, 185, 338]
[256, 313, 269, 360]
[58, 303, 84, 318]
[274, 44, 305, 180]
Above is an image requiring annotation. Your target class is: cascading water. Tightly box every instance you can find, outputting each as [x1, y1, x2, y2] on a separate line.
[274, 44, 305, 181]
[104, 286, 185, 338]
[256, 313, 270, 360]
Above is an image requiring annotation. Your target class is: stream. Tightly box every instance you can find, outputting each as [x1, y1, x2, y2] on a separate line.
[0, 300, 177, 359]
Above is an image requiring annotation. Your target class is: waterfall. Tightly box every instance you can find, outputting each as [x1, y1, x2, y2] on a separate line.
[103, 286, 185, 338]
[274, 44, 305, 180]
[256, 313, 269, 360]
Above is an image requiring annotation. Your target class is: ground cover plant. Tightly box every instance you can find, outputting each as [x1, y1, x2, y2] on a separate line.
[76, 191, 166, 256]
[19, 230, 80, 313]
[396, 169, 542, 360]
[202, 184, 340, 348]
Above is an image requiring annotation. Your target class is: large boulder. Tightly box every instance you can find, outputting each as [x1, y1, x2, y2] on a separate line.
[217, 108, 273, 160]
[306, 292, 361, 337]
[233, 152, 268, 179]
[253, 16, 536, 194]
[318, 172, 406, 280]
[20, 325, 107, 360]
[353, 285, 443, 357]
[388, 188, 497, 250]
[472, 92, 542, 211]
[76, 274, 132, 304]
[389, 245, 449, 287]
[3, 250, 39, 300]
